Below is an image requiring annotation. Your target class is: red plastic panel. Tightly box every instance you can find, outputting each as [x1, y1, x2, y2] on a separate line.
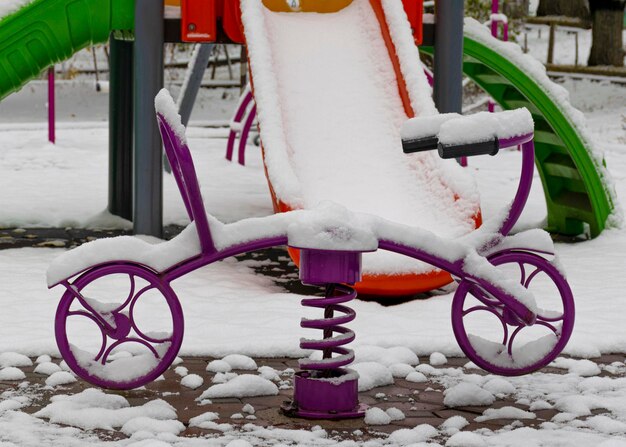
[222, 0, 245, 44]
[402, 0, 424, 44]
[181, 0, 217, 42]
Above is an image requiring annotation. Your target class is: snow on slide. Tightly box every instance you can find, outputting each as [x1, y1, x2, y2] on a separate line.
[242, 0, 481, 293]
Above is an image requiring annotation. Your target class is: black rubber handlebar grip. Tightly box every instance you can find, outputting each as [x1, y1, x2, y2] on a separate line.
[438, 138, 500, 159]
[402, 136, 439, 153]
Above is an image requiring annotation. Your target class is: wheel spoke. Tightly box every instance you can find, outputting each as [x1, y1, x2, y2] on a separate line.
[113, 274, 136, 313]
[524, 265, 542, 288]
[128, 284, 174, 343]
[535, 319, 559, 335]
[101, 337, 160, 364]
[518, 262, 526, 287]
[507, 325, 524, 355]
[67, 311, 108, 362]
[463, 305, 509, 345]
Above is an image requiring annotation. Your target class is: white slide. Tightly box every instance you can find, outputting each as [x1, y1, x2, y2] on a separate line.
[242, 0, 481, 295]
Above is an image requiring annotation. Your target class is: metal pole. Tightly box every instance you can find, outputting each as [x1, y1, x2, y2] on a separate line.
[433, 0, 464, 114]
[177, 43, 213, 127]
[108, 34, 134, 221]
[48, 67, 55, 144]
[434, 0, 464, 165]
[134, 0, 164, 237]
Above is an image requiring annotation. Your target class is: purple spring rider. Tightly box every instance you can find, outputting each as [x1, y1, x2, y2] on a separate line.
[48, 90, 574, 420]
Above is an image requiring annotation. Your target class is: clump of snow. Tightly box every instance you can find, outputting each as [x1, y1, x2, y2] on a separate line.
[0, 367, 26, 381]
[287, 202, 378, 251]
[120, 417, 185, 436]
[386, 407, 405, 421]
[213, 372, 238, 384]
[406, 371, 428, 383]
[387, 424, 439, 444]
[257, 366, 280, 381]
[390, 363, 415, 378]
[475, 406, 536, 422]
[440, 415, 469, 435]
[551, 358, 601, 377]
[35, 355, 51, 364]
[430, 352, 448, 366]
[34, 389, 177, 430]
[446, 431, 487, 447]
[483, 377, 516, 395]
[443, 383, 495, 407]
[364, 407, 391, 425]
[207, 360, 232, 373]
[198, 374, 278, 399]
[221, 354, 257, 370]
[230, 413, 243, 419]
[226, 441, 253, 447]
[439, 109, 534, 146]
[181, 374, 203, 390]
[34, 362, 61, 376]
[351, 362, 394, 391]
[45, 371, 77, 387]
[174, 366, 188, 377]
[0, 352, 32, 368]
[242, 404, 255, 415]
[189, 412, 219, 427]
[354, 346, 419, 367]
[155, 89, 187, 145]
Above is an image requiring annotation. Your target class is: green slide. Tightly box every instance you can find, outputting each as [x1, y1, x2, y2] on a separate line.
[421, 29, 616, 238]
[0, 0, 134, 100]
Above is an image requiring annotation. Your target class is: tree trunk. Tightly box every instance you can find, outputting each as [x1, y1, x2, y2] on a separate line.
[503, 0, 530, 20]
[588, 0, 626, 67]
[537, 0, 590, 19]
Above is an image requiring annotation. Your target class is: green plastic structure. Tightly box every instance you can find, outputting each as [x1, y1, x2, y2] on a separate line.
[0, 0, 134, 100]
[421, 36, 615, 237]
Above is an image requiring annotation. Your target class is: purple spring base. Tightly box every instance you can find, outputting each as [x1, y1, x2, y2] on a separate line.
[298, 248, 363, 286]
[282, 369, 366, 419]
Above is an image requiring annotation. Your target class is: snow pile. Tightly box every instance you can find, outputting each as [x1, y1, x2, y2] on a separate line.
[121, 417, 185, 436]
[45, 371, 77, 387]
[406, 371, 428, 383]
[440, 415, 469, 436]
[206, 360, 232, 373]
[354, 345, 419, 366]
[364, 407, 391, 425]
[197, 374, 278, 399]
[34, 389, 177, 430]
[443, 382, 495, 407]
[34, 362, 62, 376]
[430, 352, 448, 366]
[446, 431, 487, 447]
[386, 407, 405, 421]
[350, 362, 394, 391]
[0, 352, 32, 368]
[551, 357, 601, 377]
[475, 406, 536, 422]
[389, 363, 414, 378]
[0, 367, 25, 381]
[221, 354, 257, 370]
[387, 424, 439, 444]
[180, 374, 203, 390]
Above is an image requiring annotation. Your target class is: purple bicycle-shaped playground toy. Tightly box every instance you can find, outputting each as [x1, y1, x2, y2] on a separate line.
[47, 90, 574, 419]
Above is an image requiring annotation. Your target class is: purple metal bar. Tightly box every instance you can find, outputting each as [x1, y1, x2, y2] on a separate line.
[491, 0, 499, 37]
[498, 136, 535, 237]
[48, 67, 55, 144]
[226, 89, 254, 161]
[157, 114, 216, 255]
[238, 104, 257, 166]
